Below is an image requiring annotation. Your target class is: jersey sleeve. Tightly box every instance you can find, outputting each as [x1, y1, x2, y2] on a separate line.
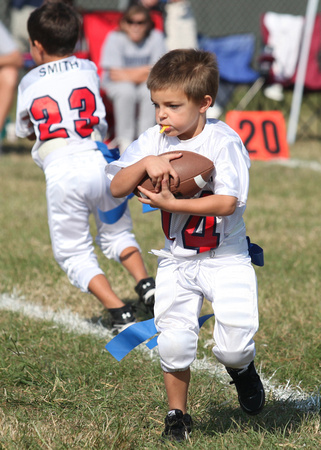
[108, 127, 159, 171]
[15, 83, 34, 138]
[213, 136, 250, 206]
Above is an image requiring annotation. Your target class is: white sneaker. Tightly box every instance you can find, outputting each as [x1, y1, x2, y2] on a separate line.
[206, 104, 223, 119]
[264, 83, 284, 101]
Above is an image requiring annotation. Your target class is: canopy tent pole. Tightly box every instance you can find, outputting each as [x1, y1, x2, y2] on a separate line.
[287, 0, 320, 144]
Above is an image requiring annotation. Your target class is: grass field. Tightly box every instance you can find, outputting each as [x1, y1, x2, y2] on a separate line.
[1, 138, 321, 448]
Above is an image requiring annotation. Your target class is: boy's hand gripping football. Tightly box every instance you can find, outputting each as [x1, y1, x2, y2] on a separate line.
[137, 178, 176, 211]
[144, 152, 182, 193]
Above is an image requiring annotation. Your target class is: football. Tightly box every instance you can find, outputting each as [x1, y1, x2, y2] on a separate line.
[134, 151, 214, 199]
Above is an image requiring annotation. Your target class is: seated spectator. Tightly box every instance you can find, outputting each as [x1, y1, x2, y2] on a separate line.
[0, 21, 23, 138]
[122, 0, 165, 14]
[10, 0, 43, 54]
[100, 4, 166, 153]
[125, 0, 198, 51]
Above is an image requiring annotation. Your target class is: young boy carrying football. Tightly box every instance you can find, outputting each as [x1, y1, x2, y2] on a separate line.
[109, 48, 265, 441]
[15, 1, 156, 331]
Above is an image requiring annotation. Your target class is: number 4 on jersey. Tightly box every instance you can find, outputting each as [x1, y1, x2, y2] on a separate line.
[161, 191, 220, 254]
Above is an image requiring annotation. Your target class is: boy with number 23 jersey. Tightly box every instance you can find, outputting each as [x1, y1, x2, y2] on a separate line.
[15, 1, 156, 331]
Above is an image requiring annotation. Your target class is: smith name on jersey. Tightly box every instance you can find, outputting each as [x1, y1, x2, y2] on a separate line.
[38, 59, 80, 77]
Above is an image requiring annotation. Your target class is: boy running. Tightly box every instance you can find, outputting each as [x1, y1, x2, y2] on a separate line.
[15, 1, 155, 331]
[109, 48, 265, 440]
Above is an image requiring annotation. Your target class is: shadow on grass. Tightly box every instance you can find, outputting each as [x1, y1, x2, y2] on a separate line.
[0, 141, 31, 155]
[87, 297, 154, 332]
[197, 399, 317, 437]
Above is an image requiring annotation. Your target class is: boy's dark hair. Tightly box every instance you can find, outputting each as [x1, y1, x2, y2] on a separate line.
[147, 49, 219, 106]
[27, 1, 81, 56]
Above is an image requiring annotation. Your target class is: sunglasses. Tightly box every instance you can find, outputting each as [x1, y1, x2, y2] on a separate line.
[126, 19, 148, 25]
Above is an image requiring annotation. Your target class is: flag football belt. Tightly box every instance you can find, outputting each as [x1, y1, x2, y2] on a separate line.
[38, 135, 107, 164]
[38, 138, 69, 161]
[38, 138, 98, 171]
[150, 237, 263, 266]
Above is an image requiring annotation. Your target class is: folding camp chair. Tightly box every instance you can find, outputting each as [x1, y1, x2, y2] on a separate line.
[198, 33, 260, 116]
[80, 10, 164, 143]
[238, 12, 321, 138]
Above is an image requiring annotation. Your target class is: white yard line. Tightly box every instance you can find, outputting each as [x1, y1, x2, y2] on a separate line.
[0, 290, 114, 340]
[1, 291, 320, 412]
[268, 158, 321, 172]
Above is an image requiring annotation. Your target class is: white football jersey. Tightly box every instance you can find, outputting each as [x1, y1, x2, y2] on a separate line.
[16, 56, 107, 169]
[109, 120, 251, 258]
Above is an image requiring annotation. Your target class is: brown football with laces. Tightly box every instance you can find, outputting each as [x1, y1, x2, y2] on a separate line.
[134, 151, 214, 199]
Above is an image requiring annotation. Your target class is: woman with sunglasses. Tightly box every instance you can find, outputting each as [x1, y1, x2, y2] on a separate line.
[100, 5, 166, 154]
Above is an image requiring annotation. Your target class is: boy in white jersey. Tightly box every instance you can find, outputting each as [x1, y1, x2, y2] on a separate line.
[109, 49, 265, 441]
[15, 1, 155, 331]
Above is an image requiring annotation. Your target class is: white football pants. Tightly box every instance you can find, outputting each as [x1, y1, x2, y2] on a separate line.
[154, 249, 258, 372]
[44, 150, 140, 292]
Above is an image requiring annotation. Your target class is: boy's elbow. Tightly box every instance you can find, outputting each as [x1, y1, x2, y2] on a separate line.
[110, 179, 127, 198]
[228, 205, 237, 216]
[225, 197, 237, 216]
[110, 181, 121, 198]
[110, 189, 123, 198]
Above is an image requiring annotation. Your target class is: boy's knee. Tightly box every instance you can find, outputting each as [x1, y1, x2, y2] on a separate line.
[0, 67, 19, 90]
[158, 329, 198, 372]
[213, 344, 255, 369]
[63, 258, 102, 293]
[98, 233, 139, 262]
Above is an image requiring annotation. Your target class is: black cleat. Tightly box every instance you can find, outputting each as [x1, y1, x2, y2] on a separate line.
[162, 409, 193, 442]
[135, 277, 155, 313]
[226, 361, 265, 415]
[106, 304, 136, 333]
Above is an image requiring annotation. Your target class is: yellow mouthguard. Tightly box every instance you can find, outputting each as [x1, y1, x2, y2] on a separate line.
[160, 125, 169, 134]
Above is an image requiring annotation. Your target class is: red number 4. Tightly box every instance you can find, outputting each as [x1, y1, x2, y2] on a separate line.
[30, 87, 99, 141]
[182, 214, 219, 253]
[161, 191, 220, 253]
